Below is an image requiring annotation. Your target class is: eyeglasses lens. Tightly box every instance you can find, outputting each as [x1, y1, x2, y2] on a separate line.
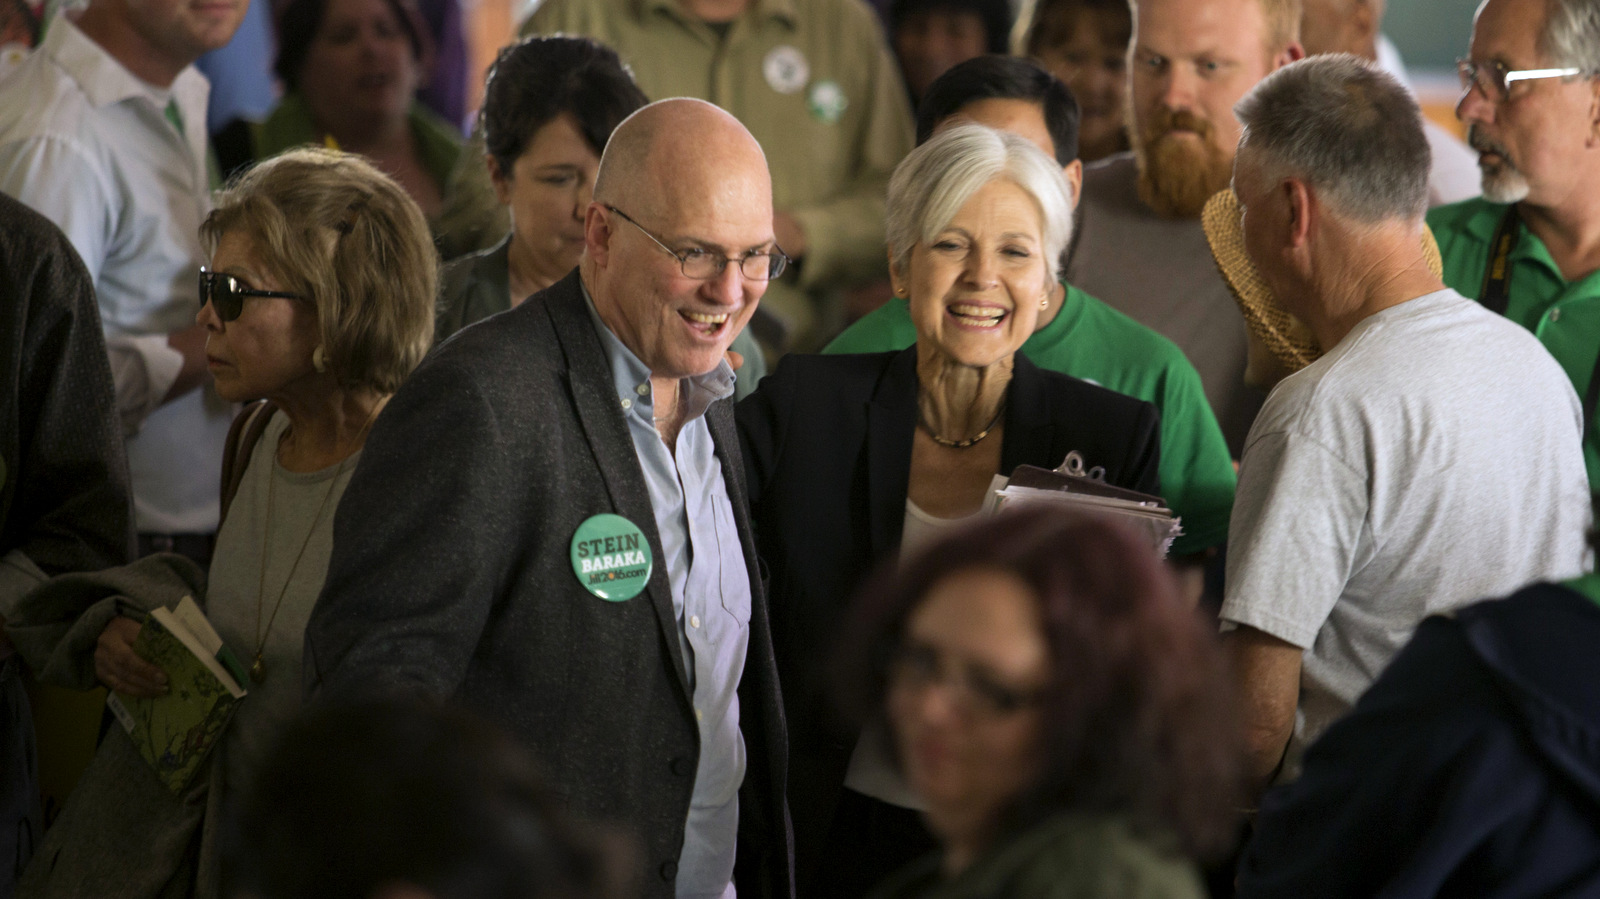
[200, 271, 244, 322]
[678, 252, 788, 281]
[1457, 60, 1510, 100]
[887, 644, 1039, 718]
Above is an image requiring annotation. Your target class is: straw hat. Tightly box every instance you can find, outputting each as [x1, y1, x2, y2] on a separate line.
[1201, 189, 1444, 376]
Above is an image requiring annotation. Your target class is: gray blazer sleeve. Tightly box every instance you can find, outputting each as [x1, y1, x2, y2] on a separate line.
[303, 353, 516, 699]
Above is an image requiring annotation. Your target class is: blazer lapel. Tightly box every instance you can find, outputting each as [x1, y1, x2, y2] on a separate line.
[866, 347, 919, 560]
[1000, 353, 1057, 476]
[543, 273, 694, 702]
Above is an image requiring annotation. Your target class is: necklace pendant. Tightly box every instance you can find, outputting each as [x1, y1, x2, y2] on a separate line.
[250, 656, 265, 683]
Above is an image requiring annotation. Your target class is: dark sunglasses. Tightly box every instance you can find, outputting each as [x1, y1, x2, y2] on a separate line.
[199, 268, 307, 322]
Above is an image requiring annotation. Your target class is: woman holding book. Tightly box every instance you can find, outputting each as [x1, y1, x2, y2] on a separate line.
[75, 147, 436, 897]
[735, 123, 1161, 897]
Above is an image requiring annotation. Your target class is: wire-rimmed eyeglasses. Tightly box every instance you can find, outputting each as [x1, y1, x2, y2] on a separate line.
[1457, 57, 1586, 102]
[605, 204, 789, 281]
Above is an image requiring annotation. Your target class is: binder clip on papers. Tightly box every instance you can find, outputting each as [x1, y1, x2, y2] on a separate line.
[986, 451, 1183, 558]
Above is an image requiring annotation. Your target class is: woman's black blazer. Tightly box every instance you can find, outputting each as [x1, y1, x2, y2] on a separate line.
[736, 345, 1161, 858]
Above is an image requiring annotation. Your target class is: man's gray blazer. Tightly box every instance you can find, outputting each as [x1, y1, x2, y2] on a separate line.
[305, 270, 793, 899]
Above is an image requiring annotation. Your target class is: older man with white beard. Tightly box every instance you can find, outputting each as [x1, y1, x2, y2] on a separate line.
[1064, 0, 1302, 454]
[1427, 0, 1600, 490]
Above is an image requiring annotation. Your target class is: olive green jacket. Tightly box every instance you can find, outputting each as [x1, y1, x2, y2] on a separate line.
[253, 93, 464, 243]
[869, 815, 1206, 899]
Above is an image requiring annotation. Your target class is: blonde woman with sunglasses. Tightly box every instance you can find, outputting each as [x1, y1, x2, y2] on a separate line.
[75, 147, 435, 897]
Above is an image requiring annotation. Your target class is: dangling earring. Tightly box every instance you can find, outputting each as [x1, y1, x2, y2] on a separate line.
[312, 345, 328, 373]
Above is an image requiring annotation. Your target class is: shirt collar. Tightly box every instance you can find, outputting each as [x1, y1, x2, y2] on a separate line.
[633, 0, 797, 29]
[579, 278, 736, 422]
[1457, 199, 1518, 244]
[1460, 199, 1571, 280]
[44, 17, 209, 112]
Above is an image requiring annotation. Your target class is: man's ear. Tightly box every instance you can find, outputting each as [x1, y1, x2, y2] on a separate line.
[486, 154, 512, 207]
[1284, 177, 1314, 249]
[1276, 41, 1306, 69]
[1063, 159, 1084, 209]
[584, 203, 614, 268]
[1588, 77, 1600, 146]
[1352, 0, 1380, 49]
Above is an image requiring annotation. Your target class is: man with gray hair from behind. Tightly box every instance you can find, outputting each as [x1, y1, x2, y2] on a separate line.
[1216, 54, 1591, 799]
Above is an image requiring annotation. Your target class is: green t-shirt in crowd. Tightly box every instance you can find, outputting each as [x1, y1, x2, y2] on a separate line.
[1428, 197, 1600, 487]
[824, 285, 1236, 556]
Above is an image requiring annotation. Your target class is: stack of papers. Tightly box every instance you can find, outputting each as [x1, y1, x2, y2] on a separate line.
[985, 459, 1183, 558]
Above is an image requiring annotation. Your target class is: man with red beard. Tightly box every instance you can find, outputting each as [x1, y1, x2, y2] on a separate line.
[1427, 0, 1600, 490]
[1063, 0, 1302, 454]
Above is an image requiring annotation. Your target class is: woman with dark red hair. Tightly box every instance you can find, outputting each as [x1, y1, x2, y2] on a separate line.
[836, 505, 1246, 897]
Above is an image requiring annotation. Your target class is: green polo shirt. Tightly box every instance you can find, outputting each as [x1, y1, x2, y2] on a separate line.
[824, 287, 1237, 556]
[1428, 197, 1600, 486]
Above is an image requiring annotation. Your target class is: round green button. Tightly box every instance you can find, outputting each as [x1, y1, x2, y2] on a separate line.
[570, 513, 653, 601]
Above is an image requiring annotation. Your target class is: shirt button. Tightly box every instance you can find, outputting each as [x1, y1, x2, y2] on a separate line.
[620, 398, 632, 410]
[690, 615, 701, 628]
[636, 383, 650, 396]
[669, 756, 693, 776]
[696, 707, 704, 721]
[660, 860, 678, 881]
[1550, 308, 1562, 322]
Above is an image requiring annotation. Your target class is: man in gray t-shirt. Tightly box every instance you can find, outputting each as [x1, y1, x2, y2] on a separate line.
[1219, 58, 1591, 792]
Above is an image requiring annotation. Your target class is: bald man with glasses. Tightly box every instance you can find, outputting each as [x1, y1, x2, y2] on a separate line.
[306, 99, 794, 899]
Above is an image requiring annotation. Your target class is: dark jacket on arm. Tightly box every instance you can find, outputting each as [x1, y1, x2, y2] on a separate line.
[1237, 583, 1600, 899]
[736, 347, 1161, 873]
[304, 270, 792, 899]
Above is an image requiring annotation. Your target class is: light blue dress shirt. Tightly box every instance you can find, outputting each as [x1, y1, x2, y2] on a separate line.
[583, 288, 752, 899]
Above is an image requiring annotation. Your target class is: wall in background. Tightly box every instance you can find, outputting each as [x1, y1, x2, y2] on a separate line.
[1386, 0, 1479, 73]
[1385, 0, 1481, 137]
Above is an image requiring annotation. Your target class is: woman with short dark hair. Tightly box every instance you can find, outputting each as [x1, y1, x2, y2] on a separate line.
[837, 506, 1246, 897]
[435, 36, 644, 341]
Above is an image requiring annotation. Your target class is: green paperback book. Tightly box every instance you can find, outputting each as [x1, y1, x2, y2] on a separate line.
[105, 595, 249, 793]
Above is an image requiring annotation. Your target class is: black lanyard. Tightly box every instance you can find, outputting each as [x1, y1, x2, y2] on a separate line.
[1478, 204, 1600, 448]
[1478, 205, 1520, 315]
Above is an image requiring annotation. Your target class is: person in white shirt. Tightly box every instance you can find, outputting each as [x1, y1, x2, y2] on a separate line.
[0, 0, 248, 566]
[1219, 54, 1590, 795]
